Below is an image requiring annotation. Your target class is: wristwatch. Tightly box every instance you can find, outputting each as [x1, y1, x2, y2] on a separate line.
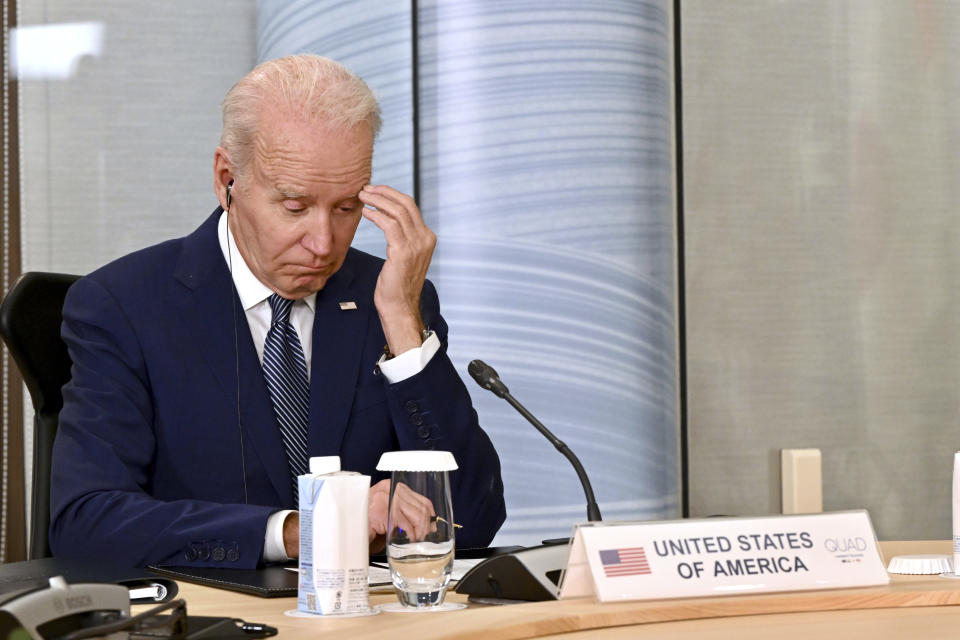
[381, 329, 434, 361]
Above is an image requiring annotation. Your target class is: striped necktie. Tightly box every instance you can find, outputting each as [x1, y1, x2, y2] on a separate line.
[262, 293, 310, 502]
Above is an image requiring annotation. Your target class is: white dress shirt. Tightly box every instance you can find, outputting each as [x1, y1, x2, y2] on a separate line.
[216, 212, 439, 561]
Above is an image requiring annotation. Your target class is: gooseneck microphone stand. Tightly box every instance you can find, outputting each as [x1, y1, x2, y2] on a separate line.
[468, 359, 602, 523]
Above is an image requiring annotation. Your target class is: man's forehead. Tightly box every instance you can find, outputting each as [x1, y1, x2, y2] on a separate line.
[255, 154, 372, 184]
[251, 130, 373, 193]
[251, 129, 372, 164]
[255, 104, 374, 147]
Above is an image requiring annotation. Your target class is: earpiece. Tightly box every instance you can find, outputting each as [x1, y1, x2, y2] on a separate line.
[222, 176, 247, 504]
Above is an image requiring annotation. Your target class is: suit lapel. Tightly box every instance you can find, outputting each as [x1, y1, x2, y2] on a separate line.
[307, 254, 371, 456]
[171, 210, 292, 506]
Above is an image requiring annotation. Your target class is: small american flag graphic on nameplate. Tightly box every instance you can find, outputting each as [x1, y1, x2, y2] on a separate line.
[599, 547, 652, 577]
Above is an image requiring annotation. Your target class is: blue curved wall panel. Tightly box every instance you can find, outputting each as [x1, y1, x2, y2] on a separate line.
[258, 0, 415, 252]
[258, 0, 678, 545]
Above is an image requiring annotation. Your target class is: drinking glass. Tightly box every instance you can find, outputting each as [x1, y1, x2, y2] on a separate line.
[377, 451, 458, 609]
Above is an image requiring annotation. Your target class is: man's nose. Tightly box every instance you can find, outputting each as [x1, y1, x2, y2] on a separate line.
[300, 212, 333, 256]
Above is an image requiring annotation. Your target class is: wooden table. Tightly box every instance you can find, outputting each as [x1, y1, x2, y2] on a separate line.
[157, 541, 960, 639]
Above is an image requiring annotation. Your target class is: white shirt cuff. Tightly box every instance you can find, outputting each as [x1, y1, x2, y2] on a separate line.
[377, 331, 441, 383]
[263, 509, 296, 562]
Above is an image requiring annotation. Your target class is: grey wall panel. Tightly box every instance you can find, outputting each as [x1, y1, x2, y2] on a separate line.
[683, 0, 960, 539]
[19, 0, 257, 274]
[17, 0, 257, 539]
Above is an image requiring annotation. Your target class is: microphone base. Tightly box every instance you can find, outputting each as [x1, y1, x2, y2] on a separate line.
[455, 544, 569, 603]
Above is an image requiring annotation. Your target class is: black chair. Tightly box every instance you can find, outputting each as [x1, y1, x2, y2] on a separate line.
[0, 271, 80, 559]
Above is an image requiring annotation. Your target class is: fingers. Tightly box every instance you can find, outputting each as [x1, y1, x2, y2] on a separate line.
[358, 184, 437, 354]
[358, 185, 436, 251]
[368, 479, 391, 541]
[359, 185, 422, 228]
[369, 478, 443, 543]
[389, 482, 437, 542]
[400, 482, 436, 519]
[368, 479, 435, 541]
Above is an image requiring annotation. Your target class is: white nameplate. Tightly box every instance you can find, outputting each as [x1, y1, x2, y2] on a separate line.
[558, 510, 889, 602]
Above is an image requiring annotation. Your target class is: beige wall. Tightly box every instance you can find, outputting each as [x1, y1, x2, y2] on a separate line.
[683, 1, 960, 539]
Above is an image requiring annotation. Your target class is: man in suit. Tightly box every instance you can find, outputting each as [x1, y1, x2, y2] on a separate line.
[49, 55, 505, 568]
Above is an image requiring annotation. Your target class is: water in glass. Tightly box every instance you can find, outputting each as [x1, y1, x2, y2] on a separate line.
[386, 469, 455, 607]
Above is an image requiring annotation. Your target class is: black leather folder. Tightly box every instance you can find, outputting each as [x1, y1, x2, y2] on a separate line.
[0, 557, 178, 603]
[147, 563, 298, 598]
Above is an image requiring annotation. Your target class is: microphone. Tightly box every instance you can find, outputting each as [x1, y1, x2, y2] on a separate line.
[468, 359, 601, 522]
[467, 359, 509, 398]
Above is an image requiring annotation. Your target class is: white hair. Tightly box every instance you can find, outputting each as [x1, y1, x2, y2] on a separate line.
[220, 54, 382, 175]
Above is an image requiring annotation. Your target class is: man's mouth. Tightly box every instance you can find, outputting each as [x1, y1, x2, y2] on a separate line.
[294, 264, 329, 274]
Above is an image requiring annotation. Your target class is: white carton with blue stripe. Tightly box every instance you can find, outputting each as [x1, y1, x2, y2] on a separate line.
[297, 456, 371, 615]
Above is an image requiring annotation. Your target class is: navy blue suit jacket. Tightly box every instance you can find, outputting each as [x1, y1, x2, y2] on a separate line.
[49, 209, 505, 568]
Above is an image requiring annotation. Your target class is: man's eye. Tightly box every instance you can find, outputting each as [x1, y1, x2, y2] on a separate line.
[283, 200, 306, 212]
[338, 204, 359, 214]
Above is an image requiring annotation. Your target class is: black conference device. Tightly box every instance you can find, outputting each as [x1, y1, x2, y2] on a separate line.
[457, 360, 602, 603]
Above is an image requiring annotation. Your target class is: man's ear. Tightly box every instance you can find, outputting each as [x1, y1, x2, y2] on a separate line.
[213, 147, 235, 211]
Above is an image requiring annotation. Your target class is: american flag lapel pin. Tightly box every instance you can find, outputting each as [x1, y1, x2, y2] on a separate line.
[338, 301, 358, 311]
